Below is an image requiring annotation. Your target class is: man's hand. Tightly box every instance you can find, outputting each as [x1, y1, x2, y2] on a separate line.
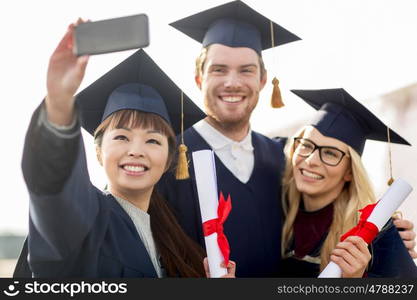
[394, 217, 417, 259]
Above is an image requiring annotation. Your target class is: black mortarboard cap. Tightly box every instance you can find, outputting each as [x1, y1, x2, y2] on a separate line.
[75, 49, 205, 136]
[290, 88, 411, 155]
[169, 0, 301, 55]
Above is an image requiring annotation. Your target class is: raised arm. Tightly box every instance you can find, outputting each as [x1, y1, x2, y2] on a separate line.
[22, 20, 99, 273]
[45, 18, 89, 126]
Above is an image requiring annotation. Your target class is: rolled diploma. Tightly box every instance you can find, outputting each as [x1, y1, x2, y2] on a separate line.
[192, 150, 227, 278]
[318, 178, 413, 278]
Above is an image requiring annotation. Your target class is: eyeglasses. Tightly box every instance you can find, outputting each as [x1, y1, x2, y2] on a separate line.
[293, 137, 349, 166]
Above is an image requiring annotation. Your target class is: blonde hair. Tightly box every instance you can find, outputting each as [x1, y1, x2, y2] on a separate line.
[281, 126, 377, 270]
[195, 46, 266, 79]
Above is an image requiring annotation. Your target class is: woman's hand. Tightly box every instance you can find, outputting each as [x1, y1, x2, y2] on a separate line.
[203, 257, 236, 278]
[330, 236, 371, 278]
[46, 18, 89, 126]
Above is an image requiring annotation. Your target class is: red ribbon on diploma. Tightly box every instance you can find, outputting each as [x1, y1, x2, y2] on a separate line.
[202, 192, 232, 265]
[340, 202, 379, 244]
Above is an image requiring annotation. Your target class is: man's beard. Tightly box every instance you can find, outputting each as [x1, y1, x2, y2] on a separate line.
[206, 112, 252, 135]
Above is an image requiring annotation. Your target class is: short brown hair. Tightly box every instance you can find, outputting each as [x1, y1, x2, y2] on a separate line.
[195, 45, 266, 79]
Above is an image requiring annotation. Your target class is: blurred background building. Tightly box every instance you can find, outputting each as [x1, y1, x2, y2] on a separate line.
[0, 236, 24, 277]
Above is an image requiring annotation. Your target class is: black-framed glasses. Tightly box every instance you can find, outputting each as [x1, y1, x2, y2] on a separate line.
[293, 137, 349, 166]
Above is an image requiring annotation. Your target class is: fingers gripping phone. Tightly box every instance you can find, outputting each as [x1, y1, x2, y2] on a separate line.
[74, 14, 149, 56]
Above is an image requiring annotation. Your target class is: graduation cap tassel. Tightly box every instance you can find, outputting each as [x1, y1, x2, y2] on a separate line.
[270, 21, 284, 108]
[175, 91, 190, 180]
[387, 126, 394, 186]
[271, 77, 284, 108]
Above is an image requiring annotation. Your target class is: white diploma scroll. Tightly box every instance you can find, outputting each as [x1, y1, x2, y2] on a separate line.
[192, 150, 228, 278]
[318, 178, 413, 278]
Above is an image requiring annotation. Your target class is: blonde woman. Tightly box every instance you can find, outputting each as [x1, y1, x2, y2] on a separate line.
[281, 88, 417, 278]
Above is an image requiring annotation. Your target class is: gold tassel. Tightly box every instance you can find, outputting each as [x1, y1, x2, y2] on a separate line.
[175, 91, 190, 180]
[269, 21, 284, 109]
[271, 77, 284, 108]
[175, 144, 189, 180]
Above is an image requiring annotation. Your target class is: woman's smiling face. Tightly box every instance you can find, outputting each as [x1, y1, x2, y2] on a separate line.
[292, 126, 352, 209]
[99, 125, 169, 198]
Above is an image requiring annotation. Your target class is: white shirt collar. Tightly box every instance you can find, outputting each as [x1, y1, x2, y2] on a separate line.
[193, 119, 253, 151]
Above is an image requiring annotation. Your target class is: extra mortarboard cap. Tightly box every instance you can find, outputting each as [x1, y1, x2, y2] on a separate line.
[290, 88, 411, 155]
[76, 49, 205, 136]
[170, 0, 301, 55]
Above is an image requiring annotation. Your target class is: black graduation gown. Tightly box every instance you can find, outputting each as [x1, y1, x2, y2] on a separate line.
[18, 105, 158, 277]
[367, 220, 417, 277]
[158, 127, 286, 277]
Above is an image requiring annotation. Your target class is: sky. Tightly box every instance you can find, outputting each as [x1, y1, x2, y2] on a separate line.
[1, 0, 417, 234]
